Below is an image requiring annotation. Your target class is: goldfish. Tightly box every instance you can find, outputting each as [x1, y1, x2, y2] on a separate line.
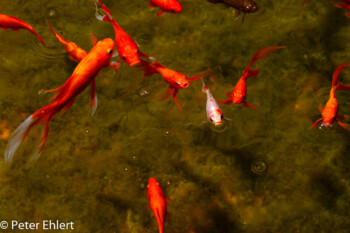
[4, 38, 115, 164]
[138, 60, 210, 111]
[311, 63, 350, 130]
[333, 0, 350, 17]
[219, 46, 285, 108]
[207, 0, 258, 22]
[148, 0, 182, 17]
[0, 14, 45, 46]
[202, 81, 224, 126]
[95, 0, 152, 67]
[147, 178, 170, 233]
[46, 19, 120, 69]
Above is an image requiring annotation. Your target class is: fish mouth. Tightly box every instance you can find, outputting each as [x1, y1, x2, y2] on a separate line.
[128, 60, 141, 67]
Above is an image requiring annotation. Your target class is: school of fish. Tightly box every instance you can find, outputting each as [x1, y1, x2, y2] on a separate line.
[1, 0, 350, 232]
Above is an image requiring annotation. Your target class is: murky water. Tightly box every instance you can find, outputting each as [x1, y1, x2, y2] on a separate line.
[1, 0, 350, 232]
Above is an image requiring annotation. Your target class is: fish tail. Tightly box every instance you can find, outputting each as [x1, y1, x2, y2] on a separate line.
[245, 46, 285, 75]
[332, 63, 350, 88]
[45, 19, 68, 45]
[4, 104, 59, 164]
[96, 0, 113, 22]
[202, 81, 208, 93]
[136, 60, 158, 77]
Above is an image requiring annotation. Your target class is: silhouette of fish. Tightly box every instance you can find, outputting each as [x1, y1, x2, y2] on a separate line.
[208, 0, 258, 22]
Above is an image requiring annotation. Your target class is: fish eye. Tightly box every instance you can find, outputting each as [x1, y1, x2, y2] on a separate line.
[209, 118, 213, 122]
[107, 49, 113, 55]
[220, 115, 224, 120]
[122, 56, 126, 60]
[175, 81, 180, 86]
[170, 9, 174, 13]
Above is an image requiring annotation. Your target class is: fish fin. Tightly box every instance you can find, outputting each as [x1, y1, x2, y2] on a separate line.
[108, 61, 120, 71]
[166, 198, 171, 204]
[219, 99, 232, 105]
[310, 118, 323, 129]
[95, 0, 111, 22]
[332, 63, 350, 87]
[158, 86, 173, 101]
[241, 13, 246, 24]
[246, 46, 285, 75]
[188, 69, 210, 82]
[225, 91, 231, 98]
[87, 33, 97, 46]
[332, 3, 344, 8]
[157, 10, 165, 17]
[68, 55, 80, 62]
[35, 33, 46, 46]
[302, 0, 311, 7]
[172, 88, 182, 112]
[243, 102, 258, 109]
[149, 2, 157, 8]
[337, 114, 347, 120]
[136, 60, 158, 77]
[0, 27, 8, 31]
[139, 51, 156, 60]
[318, 104, 324, 113]
[90, 79, 98, 116]
[245, 68, 260, 79]
[345, 12, 350, 18]
[337, 120, 350, 130]
[112, 48, 119, 58]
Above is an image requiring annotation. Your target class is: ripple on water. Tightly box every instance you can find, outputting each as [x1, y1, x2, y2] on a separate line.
[209, 118, 230, 133]
[251, 159, 268, 175]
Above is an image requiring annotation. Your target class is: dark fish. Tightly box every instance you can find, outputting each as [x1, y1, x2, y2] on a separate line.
[208, 0, 258, 22]
[208, 0, 258, 13]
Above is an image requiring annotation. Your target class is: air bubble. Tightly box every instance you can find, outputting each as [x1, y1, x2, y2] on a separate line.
[251, 160, 268, 175]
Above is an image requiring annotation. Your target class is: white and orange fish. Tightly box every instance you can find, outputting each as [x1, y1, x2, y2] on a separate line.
[4, 38, 115, 164]
[202, 81, 224, 126]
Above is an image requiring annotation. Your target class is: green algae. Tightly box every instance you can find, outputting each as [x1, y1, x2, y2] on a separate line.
[1, 0, 350, 232]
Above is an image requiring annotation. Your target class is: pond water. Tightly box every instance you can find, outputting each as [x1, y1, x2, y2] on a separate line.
[1, 0, 350, 232]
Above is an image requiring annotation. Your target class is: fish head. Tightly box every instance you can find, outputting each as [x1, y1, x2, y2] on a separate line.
[242, 0, 259, 13]
[147, 177, 159, 188]
[173, 73, 190, 88]
[209, 109, 224, 126]
[169, 0, 182, 13]
[232, 93, 244, 104]
[120, 44, 141, 67]
[93, 38, 115, 66]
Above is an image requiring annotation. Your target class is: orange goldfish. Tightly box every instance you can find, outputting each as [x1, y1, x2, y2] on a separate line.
[333, 0, 350, 17]
[4, 38, 115, 164]
[202, 81, 224, 126]
[138, 60, 210, 111]
[0, 14, 45, 46]
[311, 63, 350, 130]
[147, 178, 170, 233]
[148, 0, 182, 17]
[219, 46, 285, 108]
[95, 0, 152, 67]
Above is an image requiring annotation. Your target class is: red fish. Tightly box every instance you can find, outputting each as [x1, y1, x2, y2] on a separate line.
[148, 0, 182, 17]
[203, 81, 224, 126]
[147, 177, 170, 233]
[219, 46, 285, 108]
[46, 19, 87, 62]
[45, 20, 119, 114]
[95, 0, 152, 67]
[4, 38, 115, 164]
[138, 60, 210, 111]
[311, 63, 350, 130]
[333, 0, 350, 17]
[0, 14, 45, 46]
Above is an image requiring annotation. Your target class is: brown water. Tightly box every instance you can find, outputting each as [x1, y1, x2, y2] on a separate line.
[1, 0, 350, 232]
